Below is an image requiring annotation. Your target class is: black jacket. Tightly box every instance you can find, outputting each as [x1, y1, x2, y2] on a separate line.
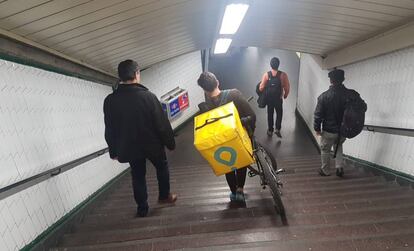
[314, 84, 350, 134]
[104, 84, 175, 163]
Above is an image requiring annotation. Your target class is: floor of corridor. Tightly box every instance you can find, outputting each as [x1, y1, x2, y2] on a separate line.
[51, 107, 414, 250]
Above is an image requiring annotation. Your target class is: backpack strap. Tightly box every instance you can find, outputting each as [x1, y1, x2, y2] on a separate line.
[219, 90, 230, 106]
[276, 70, 283, 79]
[268, 71, 283, 82]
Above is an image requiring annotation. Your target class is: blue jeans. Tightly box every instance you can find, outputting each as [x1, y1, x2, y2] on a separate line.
[130, 151, 170, 208]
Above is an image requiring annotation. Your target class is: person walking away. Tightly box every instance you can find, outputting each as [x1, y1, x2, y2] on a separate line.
[197, 72, 256, 203]
[259, 57, 290, 138]
[104, 59, 177, 217]
[314, 69, 348, 177]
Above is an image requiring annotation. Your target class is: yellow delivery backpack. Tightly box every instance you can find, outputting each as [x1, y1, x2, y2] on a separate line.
[194, 101, 254, 176]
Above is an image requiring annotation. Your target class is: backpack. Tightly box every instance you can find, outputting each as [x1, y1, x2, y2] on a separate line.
[340, 90, 367, 139]
[266, 71, 283, 103]
[333, 89, 367, 158]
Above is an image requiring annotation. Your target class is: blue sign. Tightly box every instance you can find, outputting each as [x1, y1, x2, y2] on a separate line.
[169, 98, 181, 118]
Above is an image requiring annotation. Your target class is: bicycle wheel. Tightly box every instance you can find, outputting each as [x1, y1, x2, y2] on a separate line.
[256, 142, 286, 218]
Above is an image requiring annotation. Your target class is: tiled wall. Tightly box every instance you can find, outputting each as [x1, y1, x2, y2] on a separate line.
[0, 59, 118, 188]
[140, 51, 204, 129]
[0, 58, 128, 250]
[297, 47, 414, 176]
[0, 50, 204, 250]
[0, 155, 125, 251]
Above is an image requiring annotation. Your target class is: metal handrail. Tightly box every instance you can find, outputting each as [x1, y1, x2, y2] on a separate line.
[363, 124, 414, 137]
[0, 148, 109, 200]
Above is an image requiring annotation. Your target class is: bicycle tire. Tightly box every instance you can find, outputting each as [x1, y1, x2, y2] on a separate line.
[256, 142, 286, 218]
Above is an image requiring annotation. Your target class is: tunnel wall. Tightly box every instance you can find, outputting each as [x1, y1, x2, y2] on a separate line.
[0, 58, 128, 250]
[297, 47, 414, 176]
[140, 51, 204, 129]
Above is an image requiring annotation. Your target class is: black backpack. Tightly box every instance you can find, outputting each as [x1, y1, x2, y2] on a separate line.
[340, 90, 367, 139]
[333, 89, 367, 158]
[266, 71, 283, 102]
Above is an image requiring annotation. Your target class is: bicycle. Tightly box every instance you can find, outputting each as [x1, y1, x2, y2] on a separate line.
[242, 115, 287, 222]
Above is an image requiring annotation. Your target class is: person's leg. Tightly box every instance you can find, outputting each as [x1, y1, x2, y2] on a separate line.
[236, 167, 247, 189]
[335, 137, 346, 177]
[319, 132, 335, 176]
[225, 172, 237, 194]
[130, 159, 149, 216]
[235, 167, 248, 201]
[267, 103, 275, 135]
[148, 150, 173, 201]
[275, 99, 283, 137]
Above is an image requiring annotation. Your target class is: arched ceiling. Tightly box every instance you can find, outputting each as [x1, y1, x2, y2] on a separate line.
[1, 0, 414, 74]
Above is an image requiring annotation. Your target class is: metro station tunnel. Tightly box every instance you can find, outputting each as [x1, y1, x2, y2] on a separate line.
[0, 1, 413, 250]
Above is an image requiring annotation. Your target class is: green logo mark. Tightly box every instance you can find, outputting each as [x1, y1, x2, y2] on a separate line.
[214, 147, 237, 169]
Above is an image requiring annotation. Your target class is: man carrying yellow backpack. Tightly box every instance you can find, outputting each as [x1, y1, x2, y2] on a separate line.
[197, 72, 256, 202]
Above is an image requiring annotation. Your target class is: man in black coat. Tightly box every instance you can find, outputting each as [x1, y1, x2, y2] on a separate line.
[314, 69, 348, 177]
[104, 59, 177, 217]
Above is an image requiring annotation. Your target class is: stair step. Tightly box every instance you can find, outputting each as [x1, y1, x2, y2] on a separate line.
[54, 217, 414, 251]
[86, 193, 414, 222]
[78, 199, 414, 235]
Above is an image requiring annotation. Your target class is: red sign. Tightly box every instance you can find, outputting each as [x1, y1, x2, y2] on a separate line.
[178, 92, 189, 110]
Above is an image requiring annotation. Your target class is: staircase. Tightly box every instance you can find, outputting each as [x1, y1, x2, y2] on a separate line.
[50, 154, 414, 251]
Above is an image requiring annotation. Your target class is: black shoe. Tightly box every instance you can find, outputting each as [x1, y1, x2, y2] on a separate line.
[318, 169, 330, 176]
[136, 204, 149, 217]
[336, 168, 344, 177]
[267, 130, 273, 136]
[274, 130, 282, 138]
[158, 193, 178, 204]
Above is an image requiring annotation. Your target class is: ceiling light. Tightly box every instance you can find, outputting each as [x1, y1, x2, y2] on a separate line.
[214, 38, 232, 54]
[219, 4, 249, 35]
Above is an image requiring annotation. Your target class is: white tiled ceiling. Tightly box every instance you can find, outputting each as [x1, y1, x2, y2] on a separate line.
[0, 0, 413, 74]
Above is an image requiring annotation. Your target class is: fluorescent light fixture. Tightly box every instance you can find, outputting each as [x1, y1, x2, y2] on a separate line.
[296, 52, 301, 58]
[219, 4, 249, 35]
[214, 38, 232, 54]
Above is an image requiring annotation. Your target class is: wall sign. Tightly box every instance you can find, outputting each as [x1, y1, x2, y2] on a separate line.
[160, 87, 189, 120]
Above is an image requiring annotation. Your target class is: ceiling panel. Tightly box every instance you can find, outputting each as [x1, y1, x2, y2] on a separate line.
[0, 0, 413, 74]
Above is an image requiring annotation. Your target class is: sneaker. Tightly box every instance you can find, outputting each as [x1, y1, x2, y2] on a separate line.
[318, 169, 330, 176]
[274, 130, 282, 138]
[267, 130, 273, 136]
[229, 192, 237, 202]
[158, 193, 178, 204]
[336, 168, 344, 177]
[235, 191, 246, 202]
[136, 204, 149, 217]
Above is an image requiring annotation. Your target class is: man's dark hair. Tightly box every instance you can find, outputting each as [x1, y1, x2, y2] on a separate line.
[118, 59, 140, 82]
[328, 69, 345, 84]
[270, 57, 280, 70]
[197, 72, 218, 92]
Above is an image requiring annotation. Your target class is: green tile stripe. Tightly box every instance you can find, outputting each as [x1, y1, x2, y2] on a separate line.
[344, 155, 414, 183]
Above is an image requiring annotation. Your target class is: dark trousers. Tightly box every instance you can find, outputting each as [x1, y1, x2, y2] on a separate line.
[225, 167, 247, 193]
[267, 99, 283, 131]
[129, 151, 170, 208]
